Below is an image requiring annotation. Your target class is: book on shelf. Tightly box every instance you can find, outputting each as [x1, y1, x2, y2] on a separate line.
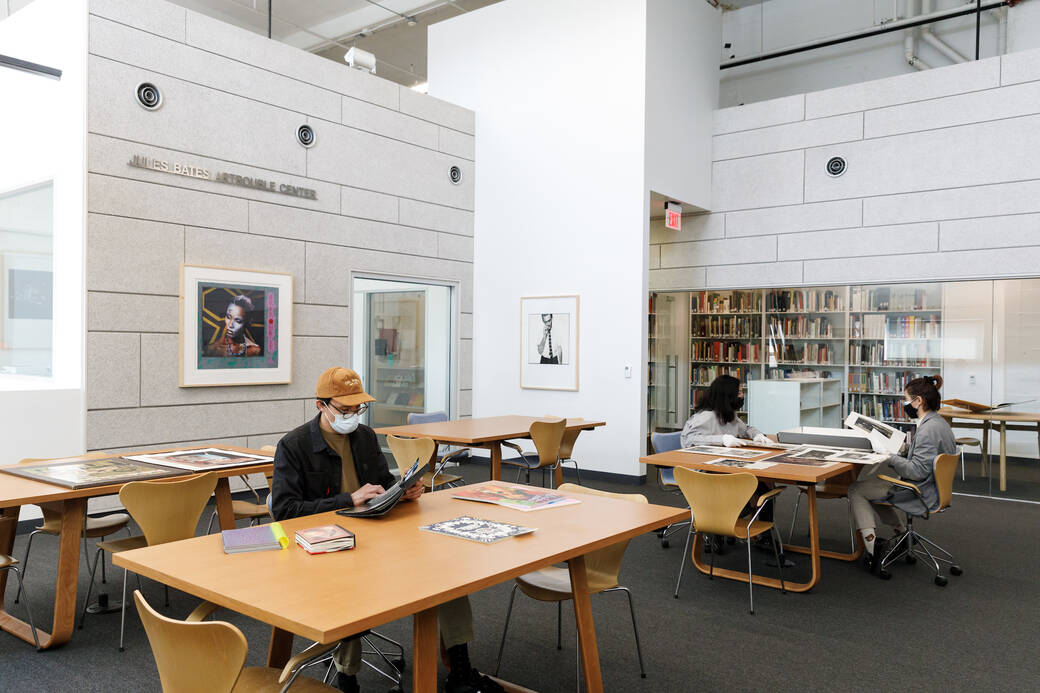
[222, 523, 289, 554]
[452, 482, 580, 512]
[765, 288, 843, 313]
[692, 314, 760, 339]
[692, 290, 761, 314]
[295, 524, 356, 554]
[848, 370, 933, 394]
[691, 341, 761, 363]
[691, 364, 757, 386]
[419, 516, 536, 544]
[768, 315, 837, 338]
[850, 286, 940, 312]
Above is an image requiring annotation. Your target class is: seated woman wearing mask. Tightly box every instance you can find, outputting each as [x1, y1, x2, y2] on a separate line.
[848, 375, 956, 578]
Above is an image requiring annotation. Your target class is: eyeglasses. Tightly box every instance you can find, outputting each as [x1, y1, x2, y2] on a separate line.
[325, 401, 369, 416]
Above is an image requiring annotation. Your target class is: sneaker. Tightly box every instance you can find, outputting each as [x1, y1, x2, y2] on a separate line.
[333, 672, 360, 693]
[863, 538, 890, 576]
[444, 668, 506, 693]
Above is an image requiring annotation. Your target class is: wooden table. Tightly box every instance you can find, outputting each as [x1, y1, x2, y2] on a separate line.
[375, 416, 606, 486]
[938, 407, 1040, 492]
[641, 447, 857, 593]
[0, 445, 273, 650]
[113, 482, 683, 693]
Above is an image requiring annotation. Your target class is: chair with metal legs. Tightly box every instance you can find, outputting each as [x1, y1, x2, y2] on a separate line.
[649, 431, 687, 548]
[1, 554, 40, 650]
[500, 419, 566, 488]
[787, 482, 857, 553]
[955, 437, 980, 482]
[80, 471, 218, 651]
[407, 411, 471, 489]
[672, 468, 785, 614]
[495, 484, 648, 689]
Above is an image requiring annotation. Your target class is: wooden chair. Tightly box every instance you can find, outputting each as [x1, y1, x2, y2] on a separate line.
[672, 468, 785, 614]
[494, 484, 648, 687]
[551, 416, 583, 485]
[500, 419, 567, 488]
[649, 432, 687, 548]
[133, 590, 338, 692]
[386, 435, 438, 490]
[406, 411, 469, 488]
[14, 455, 131, 604]
[1, 554, 40, 650]
[80, 472, 218, 651]
[204, 472, 274, 534]
[878, 453, 964, 586]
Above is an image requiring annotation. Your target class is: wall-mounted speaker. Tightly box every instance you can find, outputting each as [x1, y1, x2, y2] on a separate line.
[448, 165, 462, 185]
[297, 124, 316, 148]
[826, 156, 847, 177]
[135, 82, 162, 110]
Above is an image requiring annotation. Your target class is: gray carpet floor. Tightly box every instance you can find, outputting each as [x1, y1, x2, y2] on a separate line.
[2, 466, 1037, 692]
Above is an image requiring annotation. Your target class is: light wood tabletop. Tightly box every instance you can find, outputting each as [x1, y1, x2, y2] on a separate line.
[938, 407, 1040, 492]
[113, 482, 684, 693]
[0, 445, 273, 651]
[641, 447, 858, 593]
[375, 415, 606, 484]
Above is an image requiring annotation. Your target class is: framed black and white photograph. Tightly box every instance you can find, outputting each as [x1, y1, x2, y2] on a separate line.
[180, 265, 293, 387]
[521, 294, 579, 391]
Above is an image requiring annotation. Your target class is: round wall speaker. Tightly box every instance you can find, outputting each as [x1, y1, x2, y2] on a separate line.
[826, 156, 847, 177]
[135, 82, 162, 110]
[448, 165, 462, 185]
[297, 124, 316, 148]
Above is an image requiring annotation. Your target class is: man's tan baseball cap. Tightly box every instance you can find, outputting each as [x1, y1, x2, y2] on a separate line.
[315, 367, 375, 407]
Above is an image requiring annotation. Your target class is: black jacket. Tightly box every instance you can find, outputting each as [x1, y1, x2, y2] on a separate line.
[271, 415, 395, 521]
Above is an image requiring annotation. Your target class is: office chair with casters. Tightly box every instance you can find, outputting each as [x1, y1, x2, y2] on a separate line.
[14, 455, 131, 605]
[672, 468, 785, 614]
[133, 590, 339, 692]
[406, 411, 470, 488]
[494, 484, 647, 689]
[80, 471, 218, 651]
[1, 554, 40, 650]
[877, 453, 963, 586]
[500, 418, 566, 488]
[649, 431, 686, 548]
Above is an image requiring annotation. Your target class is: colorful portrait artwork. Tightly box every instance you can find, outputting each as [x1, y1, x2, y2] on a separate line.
[196, 282, 279, 371]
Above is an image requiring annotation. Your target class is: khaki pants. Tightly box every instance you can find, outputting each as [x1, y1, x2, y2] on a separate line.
[333, 596, 474, 675]
[848, 463, 903, 533]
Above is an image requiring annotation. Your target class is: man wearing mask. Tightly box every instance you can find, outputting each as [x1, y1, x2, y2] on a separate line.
[272, 367, 502, 693]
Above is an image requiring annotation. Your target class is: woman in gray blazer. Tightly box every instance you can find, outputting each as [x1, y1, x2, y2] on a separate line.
[848, 375, 956, 578]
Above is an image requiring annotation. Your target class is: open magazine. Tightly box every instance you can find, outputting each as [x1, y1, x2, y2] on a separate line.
[844, 411, 906, 455]
[335, 457, 427, 518]
[452, 482, 580, 512]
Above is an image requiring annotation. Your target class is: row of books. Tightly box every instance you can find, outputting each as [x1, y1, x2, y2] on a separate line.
[691, 364, 756, 386]
[692, 315, 761, 338]
[849, 343, 940, 365]
[850, 286, 941, 312]
[767, 367, 837, 379]
[850, 314, 887, 339]
[848, 370, 934, 394]
[765, 289, 843, 313]
[768, 315, 838, 338]
[691, 291, 761, 314]
[775, 343, 834, 365]
[848, 394, 912, 422]
[692, 341, 761, 363]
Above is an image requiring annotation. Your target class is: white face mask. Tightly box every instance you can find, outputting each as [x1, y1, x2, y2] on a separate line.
[323, 405, 359, 435]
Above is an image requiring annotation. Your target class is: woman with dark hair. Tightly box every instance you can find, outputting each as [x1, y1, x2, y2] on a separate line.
[205, 294, 261, 357]
[848, 374, 956, 577]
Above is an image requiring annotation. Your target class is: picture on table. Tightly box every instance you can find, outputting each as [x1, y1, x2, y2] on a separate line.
[125, 447, 273, 472]
[680, 445, 764, 459]
[521, 295, 579, 391]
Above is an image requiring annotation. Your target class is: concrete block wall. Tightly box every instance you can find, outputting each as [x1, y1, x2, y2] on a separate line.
[86, 0, 474, 456]
[650, 49, 1040, 291]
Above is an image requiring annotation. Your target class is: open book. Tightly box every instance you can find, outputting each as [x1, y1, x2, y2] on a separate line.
[335, 457, 427, 518]
[844, 411, 906, 455]
[942, 399, 1035, 413]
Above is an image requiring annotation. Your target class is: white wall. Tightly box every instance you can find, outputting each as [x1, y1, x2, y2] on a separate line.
[429, 0, 650, 476]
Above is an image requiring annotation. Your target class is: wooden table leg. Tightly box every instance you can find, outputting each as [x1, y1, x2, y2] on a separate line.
[266, 626, 294, 667]
[413, 606, 439, 693]
[0, 506, 16, 597]
[490, 442, 502, 482]
[214, 477, 236, 531]
[999, 421, 1007, 493]
[981, 420, 990, 477]
[568, 555, 603, 693]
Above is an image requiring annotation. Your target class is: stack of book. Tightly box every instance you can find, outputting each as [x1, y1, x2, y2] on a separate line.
[295, 524, 356, 554]
[221, 523, 289, 554]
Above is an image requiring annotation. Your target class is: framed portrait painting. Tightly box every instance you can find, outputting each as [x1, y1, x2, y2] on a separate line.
[180, 265, 293, 387]
[521, 295, 579, 391]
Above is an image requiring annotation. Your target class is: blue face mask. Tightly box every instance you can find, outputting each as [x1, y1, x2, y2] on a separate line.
[324, 405, 359, 435]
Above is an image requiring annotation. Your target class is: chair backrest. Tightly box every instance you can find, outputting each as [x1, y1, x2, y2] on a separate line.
[119, 472, 218, 546]
[933, 453, 959, 510]
[530, 419, 567, 470]
[134, 590, 247, 693]
[386, 435, 437, 477]
[544, 415, 581, 459]
[673, 467, 758, 537]
[407, 411, 449, 425]
[651, 431, 683, 454]
[557, 483, 647, 584]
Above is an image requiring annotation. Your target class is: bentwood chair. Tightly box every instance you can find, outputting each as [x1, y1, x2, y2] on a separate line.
[649, 432, 686, 548]
[14, 455, 132, 604]
[495, 484, 648, 689]
[386, 434, 438, 491]
[1, 553, 40, 650]
[672, 468, 785, 614]
[877, 453, 963, 586]
[500, 418, 567, 488]
[406, 411, 470, 488]
[81, 472, 218, 651]
[204, 472, 275, 534]
[134, 590, 339, 692]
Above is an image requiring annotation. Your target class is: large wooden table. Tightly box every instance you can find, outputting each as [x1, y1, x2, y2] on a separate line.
[0, 445, 273, 650]
[641, 447, 857, 593]
[938, 407, 1040, 492]
[113, 482, 683, 693]
[375, 415, 606, 486]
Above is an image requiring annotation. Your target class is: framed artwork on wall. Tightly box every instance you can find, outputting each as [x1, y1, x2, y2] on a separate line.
[180, 265, 293, 387]
[521, 294, 579, 391]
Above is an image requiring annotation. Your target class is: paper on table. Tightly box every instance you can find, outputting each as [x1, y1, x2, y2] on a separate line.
[703, 457, 777, 470]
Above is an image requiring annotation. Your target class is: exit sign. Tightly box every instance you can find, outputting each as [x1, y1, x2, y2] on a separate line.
[665, 201, 682, 230]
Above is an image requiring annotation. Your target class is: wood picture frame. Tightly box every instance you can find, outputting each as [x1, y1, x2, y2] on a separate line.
[520, 294, 579, 391]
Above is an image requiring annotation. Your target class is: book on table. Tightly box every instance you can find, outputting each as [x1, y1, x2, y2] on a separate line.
[451, 482, 580, 512]
[221, 522, 289, 554]
[335, 456, 427, 518]
[419, 516, 535, 544]
[295, 524, 356, 554]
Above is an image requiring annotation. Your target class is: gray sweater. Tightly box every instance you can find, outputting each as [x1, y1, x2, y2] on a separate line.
[886, 410, 956, 512]
[680, 409, 763, 448]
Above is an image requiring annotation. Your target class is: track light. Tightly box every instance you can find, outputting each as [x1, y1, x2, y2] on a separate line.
[406, 16, 417, 26]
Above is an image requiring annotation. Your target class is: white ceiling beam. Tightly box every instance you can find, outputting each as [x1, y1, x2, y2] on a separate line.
[281, 0, 437, 50]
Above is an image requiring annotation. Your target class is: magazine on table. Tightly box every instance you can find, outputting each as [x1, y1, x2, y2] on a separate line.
[335, 456, 427, 518]
[419, 516, 535, 544]
[451, 482, 580, 512]
[125, 447, 273, 472]
[844, 412, 906, 455]
[295, 524, 356, 554]
[0, 456, 181, 489]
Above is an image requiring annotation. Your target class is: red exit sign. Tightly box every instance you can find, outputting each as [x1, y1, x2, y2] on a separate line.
[665, 201, 682, 231]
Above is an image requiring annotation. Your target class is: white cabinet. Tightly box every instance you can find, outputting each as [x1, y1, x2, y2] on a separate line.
[747, 378, 842, 434]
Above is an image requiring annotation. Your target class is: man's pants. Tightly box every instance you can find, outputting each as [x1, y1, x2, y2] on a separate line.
[333, 596, 474, 675]
[848, 463, 903, 533]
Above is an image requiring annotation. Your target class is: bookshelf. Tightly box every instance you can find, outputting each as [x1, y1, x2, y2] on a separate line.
[764, 288, 845, 381]
[690, 290, 762, 420]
